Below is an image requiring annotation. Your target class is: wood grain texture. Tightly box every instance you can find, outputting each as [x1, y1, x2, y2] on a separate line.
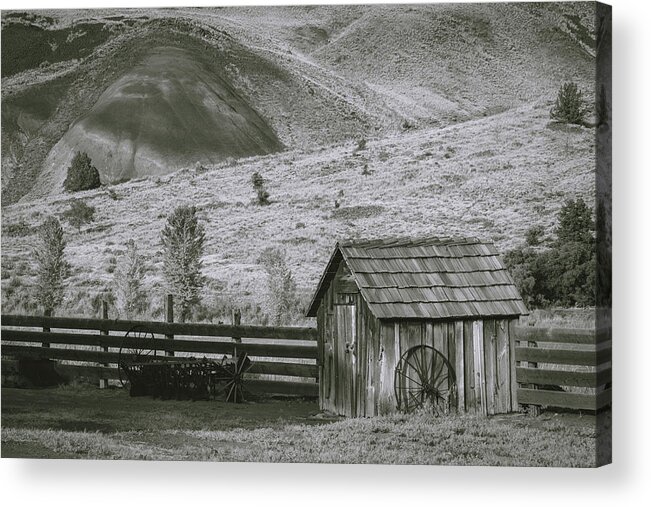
[2, 314, 318, 341]
[454, 321, 465, 412]
[517, 388, 611, 411]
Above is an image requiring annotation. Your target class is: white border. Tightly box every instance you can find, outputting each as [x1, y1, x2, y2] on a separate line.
[1, 0, 650, 505]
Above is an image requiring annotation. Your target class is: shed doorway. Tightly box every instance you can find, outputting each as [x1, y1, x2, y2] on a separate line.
[334, 295, 356, 417]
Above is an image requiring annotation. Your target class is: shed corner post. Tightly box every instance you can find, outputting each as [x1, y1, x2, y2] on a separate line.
[99, 300, 109, 389]
[165, 294, 174, 357]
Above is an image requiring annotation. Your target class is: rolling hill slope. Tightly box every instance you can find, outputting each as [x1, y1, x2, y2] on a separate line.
[1, 103, 596, 321]
[0, 3, 599, 322]
[2, 3, 595, 203]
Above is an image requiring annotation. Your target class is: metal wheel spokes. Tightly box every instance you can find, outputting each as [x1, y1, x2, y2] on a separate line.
[223, 353, 252, 403]
[394, 345, 456, 414]
[118, 325, 158, 387]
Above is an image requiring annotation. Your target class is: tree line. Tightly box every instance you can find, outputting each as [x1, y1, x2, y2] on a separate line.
[33, 205, 300, 325]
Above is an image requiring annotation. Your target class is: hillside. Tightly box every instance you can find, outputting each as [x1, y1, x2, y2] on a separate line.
[0, 102, 596, 322]
[0, 3, 598, 323]
[1, 3, 595, 203]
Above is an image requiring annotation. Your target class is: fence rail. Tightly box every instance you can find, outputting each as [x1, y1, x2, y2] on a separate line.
[513, 325, 611, 412]
[1, 313, 319, 397]
[1, 313, 612, 412]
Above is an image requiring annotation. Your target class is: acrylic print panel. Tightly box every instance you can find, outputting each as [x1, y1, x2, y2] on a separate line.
[0, 1, 611, 467]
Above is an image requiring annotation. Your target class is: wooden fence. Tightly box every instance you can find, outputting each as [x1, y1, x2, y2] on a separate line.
[514, 326, 612, 411]
[1, 313, 319, 397]
[1, 313, 611, 412]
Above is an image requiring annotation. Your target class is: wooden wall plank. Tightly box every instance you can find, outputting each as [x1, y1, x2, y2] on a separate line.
[463, 320, 475, 413]
[508, 320, 519, 412]
[494, 319, 510, 414]
[472, 321, 486, 415]
[378, 323, 396, 415]
[454, 321, 465, 413]
[483, 320, 497, 415]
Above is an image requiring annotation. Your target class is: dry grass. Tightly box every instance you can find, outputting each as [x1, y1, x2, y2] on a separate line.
[1, 386, 607, 466]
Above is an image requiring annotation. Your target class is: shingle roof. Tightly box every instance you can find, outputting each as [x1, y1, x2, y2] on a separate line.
[306, 237, 528, 319]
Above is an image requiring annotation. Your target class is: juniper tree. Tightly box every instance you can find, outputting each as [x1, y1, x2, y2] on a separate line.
[258, 247, 298, 325]
[550, 82, 590, 125]
[113, 239, 146, 319]
[251, 171, 270, 205]
[34, 216, 70, 316]
[161, 205, 206, 322]
[63, 152, 101, 192]
[63, 199, 95, 232]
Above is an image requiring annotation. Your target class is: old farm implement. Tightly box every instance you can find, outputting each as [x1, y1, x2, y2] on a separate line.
[118, 325, 252, 402]
[394, 345, 457, 414]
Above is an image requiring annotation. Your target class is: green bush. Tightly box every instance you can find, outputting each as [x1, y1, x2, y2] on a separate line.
[504, 198, 595, 308]
[63, 152, 101, 192]
[251, 171, 270, 205]
[550, 82, 589, 125]
[62, 200, 96, 231]
[525, 225, 545, 246]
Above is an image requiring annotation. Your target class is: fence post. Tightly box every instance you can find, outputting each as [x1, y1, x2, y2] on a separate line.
[42, 309, 51, 348]
[165, 294, 174, 357]
[232, 308, 241, 357]
[99, 301, 109, 389]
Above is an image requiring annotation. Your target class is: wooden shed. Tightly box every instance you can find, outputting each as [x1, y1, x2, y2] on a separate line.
[306, 237, 528, 417]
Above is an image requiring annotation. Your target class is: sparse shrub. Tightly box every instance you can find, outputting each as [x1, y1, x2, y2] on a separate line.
[194, 161, 208, 173]
[63, 152, 101, 192]
[525, 225, 545, 246]
[161, 205, 206, 322]
[443, 146, 456, 159]
[355, 138, 367, 152]
[3, 220, 33, 237]
[112, 240, 146, 319]
[401, 118, 415, 130]
[62, 200, 95, 231]
[33, 216, 70, 316]
[106, 256, 117, 274]
[251, 171, 270, 205]
[258, 247, 300, 325]
[550, 82, 589, 125]
[295, 222, 306, 229]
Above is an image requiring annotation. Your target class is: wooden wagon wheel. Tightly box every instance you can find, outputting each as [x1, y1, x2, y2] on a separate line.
[118, 325, 157, 388]
[222, 353, 252, 403]
[394, 345, 456, 414]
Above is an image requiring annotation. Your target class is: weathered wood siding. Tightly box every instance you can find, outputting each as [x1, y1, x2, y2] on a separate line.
[371, 317, 518, 416]
[317, 261, 381, 417]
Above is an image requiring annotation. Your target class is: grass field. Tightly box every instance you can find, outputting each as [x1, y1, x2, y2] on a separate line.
[1, 386, 608, 466]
